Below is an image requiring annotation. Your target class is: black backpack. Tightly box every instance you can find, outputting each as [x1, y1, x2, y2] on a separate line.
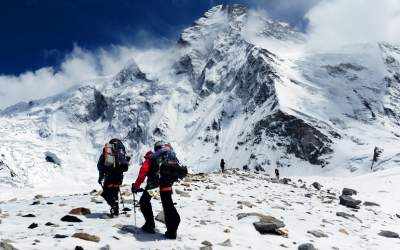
[146, 147, 187, 189]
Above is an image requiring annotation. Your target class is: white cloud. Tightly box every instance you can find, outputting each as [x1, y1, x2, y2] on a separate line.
[0, 44, 173, 109]
[305, 0, 400, 49]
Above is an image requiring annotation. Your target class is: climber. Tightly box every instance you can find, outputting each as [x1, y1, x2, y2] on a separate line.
[97, 138, 130, 217]
[131, 150, 155, 233]
[220, 159, 225, 173]
[132, 141, 188, 239]
[275, 168, 280, 180]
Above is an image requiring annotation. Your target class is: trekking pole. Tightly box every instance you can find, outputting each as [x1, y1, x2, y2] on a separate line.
[133, 192, 137, 227]
[119, 189, 126, 211]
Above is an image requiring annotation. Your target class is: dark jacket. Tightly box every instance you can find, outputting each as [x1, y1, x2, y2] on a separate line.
[97, 153, 125, 186]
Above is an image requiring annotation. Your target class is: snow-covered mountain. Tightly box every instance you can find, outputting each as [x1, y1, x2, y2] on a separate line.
[1, 4, 400, 189]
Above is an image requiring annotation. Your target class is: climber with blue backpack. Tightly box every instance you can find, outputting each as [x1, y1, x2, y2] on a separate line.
[131, 141, 188, 239]
[97, 138, 130, 217]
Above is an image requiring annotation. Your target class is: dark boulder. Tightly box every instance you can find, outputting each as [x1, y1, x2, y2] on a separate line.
[54, 234, 68, 239]
[22, 214, 36, 217]
[342, 188, 357, 196]
[60, 215, 82, 223]
[298, 243, 318, 250]
[378, 230, 399, 238]
[339, 195, 362, 209]
[312, 182, 322, 190]
[28, 223, 38, 229]
[363, 201, 380, 207]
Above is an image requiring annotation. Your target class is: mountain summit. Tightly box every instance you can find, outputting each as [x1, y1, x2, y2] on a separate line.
[1, 5, 400, 187]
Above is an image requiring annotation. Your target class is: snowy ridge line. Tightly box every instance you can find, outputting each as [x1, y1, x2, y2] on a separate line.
[1, 4, 400, 189]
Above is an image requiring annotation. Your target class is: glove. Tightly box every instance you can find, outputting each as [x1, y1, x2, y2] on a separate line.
[131, 183, 139, 193]
[98, 177, 103, 185]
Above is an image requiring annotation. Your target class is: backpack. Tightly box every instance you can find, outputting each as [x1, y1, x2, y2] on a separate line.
[146, 146, 187, 189]
[103, 139, 129, 172]
[157, 147, 187, 183]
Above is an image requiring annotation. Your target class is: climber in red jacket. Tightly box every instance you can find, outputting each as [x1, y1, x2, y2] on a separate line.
[131, 150, 155, 233]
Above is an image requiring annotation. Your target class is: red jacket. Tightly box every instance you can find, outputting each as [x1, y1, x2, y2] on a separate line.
[133, 158, 151, 189]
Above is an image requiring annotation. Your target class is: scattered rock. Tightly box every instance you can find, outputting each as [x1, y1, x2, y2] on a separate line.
[253, 216, 285, 235]
[175, 189, 191, 198]
[281, 178, 291, 184]
[200, 246, 212, 250]
[218, 239, 232, 247]
[307, 230, 328, 238]
[276, 228, 289, 237]
[45, 222, 57, 227]
[298, 243, 317, 250]
[342, 188, 357, 196]
[28, 223, 38, 229]
[72, 232, 100, 243]
[69, 207, 91, 215]
[75, 246, 84, 250]
[54, 234, 68, 239]
[339, 228, 349, 235]
[44, 151, 61, 166]
[61, 215, 82, 223]
[305, 194, 312, 198]
[21, 214, 36, 218]
[237, 201, 254, 208]
[99, 244, 111, 250]
[363, 201, 380, 207]
[30, 201, 40, 205]
[34, 194, 44, 199]
[201, 240, 213, 246]
[224, 228, 231, 233]
[155, 211, 165, 224]
[336, 212, 362, 223]
[339, 195, 361, 209]
[312, 182, 322, 190]
[0, 240, 18, 250]
[396, 214, 400, 219]
[378, 230, 399, 238]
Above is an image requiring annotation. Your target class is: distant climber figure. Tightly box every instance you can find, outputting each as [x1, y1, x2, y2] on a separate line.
[220, 159, 225, 173]
[275, 168, 280, 180]
[97, 138, 130, 217]
[371, 146, 383, 170]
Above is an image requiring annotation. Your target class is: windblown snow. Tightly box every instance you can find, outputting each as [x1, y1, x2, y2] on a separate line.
[1, 4, 400, 250]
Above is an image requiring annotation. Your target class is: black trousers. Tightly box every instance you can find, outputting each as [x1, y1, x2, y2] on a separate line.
[101, 186, 119, 208]
[139, 191, 155, 228]
[160, 191, 180, 234]
[140, 190, 180, 233]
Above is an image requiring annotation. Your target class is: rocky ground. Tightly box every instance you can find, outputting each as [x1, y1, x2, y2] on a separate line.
[1, 169, 400, 250]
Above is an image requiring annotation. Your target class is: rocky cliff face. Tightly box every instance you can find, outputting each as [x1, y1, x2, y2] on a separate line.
[1, 4, 400, 187]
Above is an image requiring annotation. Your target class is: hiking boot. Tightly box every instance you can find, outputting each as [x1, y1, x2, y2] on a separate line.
[164, 231, 177, 239]
[110, 205, 119, 217]
[141, 224, 155, 234]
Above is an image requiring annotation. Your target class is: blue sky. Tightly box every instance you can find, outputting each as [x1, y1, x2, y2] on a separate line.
[0, 0, 318, 75]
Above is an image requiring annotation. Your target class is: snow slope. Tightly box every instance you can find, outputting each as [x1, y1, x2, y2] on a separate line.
[0, 169, 399, 250]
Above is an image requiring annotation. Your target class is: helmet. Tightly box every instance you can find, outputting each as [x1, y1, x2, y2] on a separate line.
[154, 141, 165, 151]
[144, 150, 153, 160]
